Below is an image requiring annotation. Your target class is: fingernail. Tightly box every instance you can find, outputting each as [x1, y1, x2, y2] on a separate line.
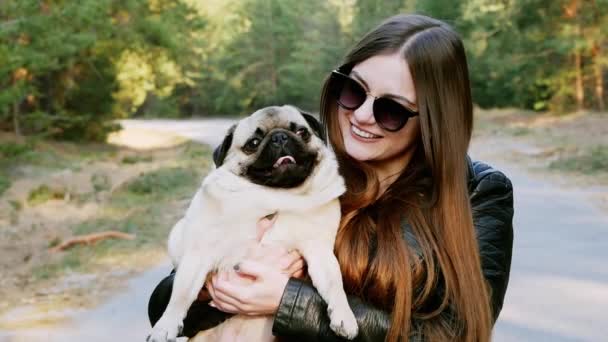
[233, 263, 240, 271]
[209, 301, 216, 307]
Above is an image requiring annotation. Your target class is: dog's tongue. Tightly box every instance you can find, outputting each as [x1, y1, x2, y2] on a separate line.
[273, 155, 296, 168]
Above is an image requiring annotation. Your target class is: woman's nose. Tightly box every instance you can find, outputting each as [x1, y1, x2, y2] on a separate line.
[352, 97, 376, 125]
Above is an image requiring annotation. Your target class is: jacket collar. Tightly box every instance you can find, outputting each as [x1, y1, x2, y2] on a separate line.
[466, 155, 475, 193]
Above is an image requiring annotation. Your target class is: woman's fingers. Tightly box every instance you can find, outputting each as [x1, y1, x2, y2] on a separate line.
[234, 260, 269, 279]
[280, 250, 305, 270]
[209, 300, 240, 314]
[212, 284, 245, 307]
[285, 259, 307, 279]
[208, 275, 248, 313]
[292, 268, 306, 279]
[285, 258, 306, 275]
[256, 213, 277, 242]
[207, 278, 217, 301]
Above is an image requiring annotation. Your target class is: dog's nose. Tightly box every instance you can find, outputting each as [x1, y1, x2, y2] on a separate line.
[270, 131, 289, 146]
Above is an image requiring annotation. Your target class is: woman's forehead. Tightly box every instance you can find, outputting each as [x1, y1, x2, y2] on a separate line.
[351, 53, 416, 104]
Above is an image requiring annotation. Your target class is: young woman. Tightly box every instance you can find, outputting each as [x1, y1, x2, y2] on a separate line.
[149, 14, 514, 342]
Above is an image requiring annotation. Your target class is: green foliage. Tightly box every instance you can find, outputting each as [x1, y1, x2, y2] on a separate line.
[9, 199, 22, 211]
[0, 141, 33, 158]
[453, 0, 608, 112]
[123, 167, 199, 195]
[351, 0, 410, 39]
[121, 155, 154, 164]
[32, 249, 82, 280]
[1, 0, 606, 140]
[189, 0, 346, 115]
[549, 145, 608, 174]
[91, 172, 112, 192]
[27, 184, 66, 205]
[0, 173, 10, 195]
[0, 0, 206, 140]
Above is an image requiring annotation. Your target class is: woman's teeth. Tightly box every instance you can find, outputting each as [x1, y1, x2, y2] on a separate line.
[352, 124, 380, 139]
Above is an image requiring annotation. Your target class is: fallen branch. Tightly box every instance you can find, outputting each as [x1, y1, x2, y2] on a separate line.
[49, 231, 136, 252]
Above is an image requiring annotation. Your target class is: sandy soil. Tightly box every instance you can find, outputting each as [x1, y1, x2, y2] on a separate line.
[473, 108, 608, 212]
[0, 127, 207, 327]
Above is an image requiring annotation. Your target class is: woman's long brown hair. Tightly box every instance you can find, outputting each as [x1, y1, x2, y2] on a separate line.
[320, 14, 492, 341]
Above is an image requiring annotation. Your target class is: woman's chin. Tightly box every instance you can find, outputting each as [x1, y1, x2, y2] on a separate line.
[344, 144, 377, 162]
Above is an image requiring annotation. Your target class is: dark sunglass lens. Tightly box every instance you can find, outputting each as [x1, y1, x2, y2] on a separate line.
[374, 98, 411, 131]
[338, 76, 366, 109]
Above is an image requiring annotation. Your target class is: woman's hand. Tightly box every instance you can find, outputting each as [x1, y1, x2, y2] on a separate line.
[207, 247, 306, 315]
[206, 260, 288, 315]
[197, 213, 280, 302]
[204, 214, 307, 315]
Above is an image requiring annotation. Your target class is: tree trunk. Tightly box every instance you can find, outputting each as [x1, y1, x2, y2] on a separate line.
[565, 0, 585, 111]
[12, 101, 21, 136]
[590, 0, 604, 111]
[592, 43, 605, 111]
[575, 51, 584, 111]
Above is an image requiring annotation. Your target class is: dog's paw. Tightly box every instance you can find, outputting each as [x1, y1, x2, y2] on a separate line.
[146, 316, 183, 342]
[328, 305, 359, 339]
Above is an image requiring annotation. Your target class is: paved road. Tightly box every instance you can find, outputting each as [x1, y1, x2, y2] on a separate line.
[469, 141, 608, 342]
[118, 118, 236, 148]
[2, 119, 606, 341]
[0, 265, 172, 342]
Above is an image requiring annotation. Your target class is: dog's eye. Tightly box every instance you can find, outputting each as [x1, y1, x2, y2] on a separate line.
[244, 138, 261, 152]
[296, 128, 310, 139]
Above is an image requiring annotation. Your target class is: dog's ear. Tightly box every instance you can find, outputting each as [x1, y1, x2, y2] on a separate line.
[300, 111, 326, 144]
[213, 124, 236, 167]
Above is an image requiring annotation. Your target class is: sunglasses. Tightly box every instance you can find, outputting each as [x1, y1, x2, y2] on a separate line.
[330, 70, 419, 132]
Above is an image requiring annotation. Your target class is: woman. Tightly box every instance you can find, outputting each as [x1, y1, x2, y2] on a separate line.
[149, 14, 513, 341]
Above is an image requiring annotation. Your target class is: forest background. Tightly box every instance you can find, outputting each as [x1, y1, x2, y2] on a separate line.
[1, 0, 606, 142]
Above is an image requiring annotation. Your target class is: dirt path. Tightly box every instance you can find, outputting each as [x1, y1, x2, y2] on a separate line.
[2, 117, 607, 341]
[0, 119, 235, 342]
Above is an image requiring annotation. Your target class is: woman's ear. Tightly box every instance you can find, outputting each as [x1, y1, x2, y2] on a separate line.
[213, 124, 236, 166]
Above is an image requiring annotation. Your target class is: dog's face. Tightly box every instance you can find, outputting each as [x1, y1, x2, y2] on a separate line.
[213, 105, 326, 188]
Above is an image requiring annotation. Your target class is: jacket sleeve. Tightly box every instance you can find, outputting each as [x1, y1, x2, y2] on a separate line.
[147, 269, 233, 338]
[272, 277, 458, 341]
[271, 170, 514, 341]
[469, 168, 514, 320]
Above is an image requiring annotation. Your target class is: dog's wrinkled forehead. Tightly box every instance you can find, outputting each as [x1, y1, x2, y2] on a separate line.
[233, 105, 308, 144]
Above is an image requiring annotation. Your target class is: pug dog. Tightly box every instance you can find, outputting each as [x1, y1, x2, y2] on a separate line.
[147, 105, 358, 342]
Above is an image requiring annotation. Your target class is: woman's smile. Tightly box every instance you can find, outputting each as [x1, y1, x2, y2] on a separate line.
[350, 122, 382, 140]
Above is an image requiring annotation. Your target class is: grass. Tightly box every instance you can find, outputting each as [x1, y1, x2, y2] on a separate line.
[0, 142, 35, 195]
[0, 141, 34, 158]
[122, 167, 199, 196]
[0, 138, 119, 196]
[27, 141, 212, 282]
[0, 130, 203, 195]
[27, 185, 66, 205]
[33, 251, 82, 280]
[549, 145, 608, 174]
[91, 172, 112, 193]
[0, 174, 9, 196]
[508, 126, 532, 136]
[121, 155, 154, 164]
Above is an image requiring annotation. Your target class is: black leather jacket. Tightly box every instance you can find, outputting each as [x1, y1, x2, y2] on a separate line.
[148, 158, 514, 341]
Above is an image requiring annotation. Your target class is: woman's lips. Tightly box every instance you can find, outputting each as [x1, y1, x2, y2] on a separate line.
[350, 123, 382, 141]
